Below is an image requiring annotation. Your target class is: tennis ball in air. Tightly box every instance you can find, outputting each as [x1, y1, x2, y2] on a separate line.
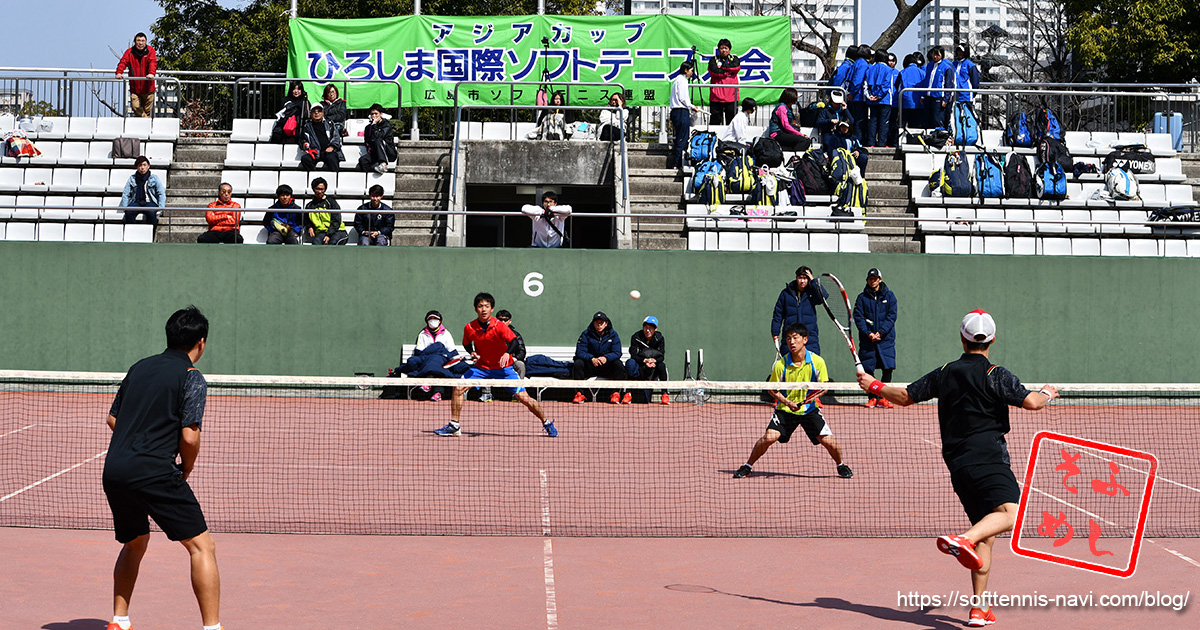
[630, 290, 641, 300]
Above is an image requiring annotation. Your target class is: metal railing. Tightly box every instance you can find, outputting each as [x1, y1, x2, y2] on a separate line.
[231, 77, 404, 124]
[898, 85, 1200, 151]
[0, 72, 181, 119]
[449, 103, 631, 209]
[646, 83, 846, 143]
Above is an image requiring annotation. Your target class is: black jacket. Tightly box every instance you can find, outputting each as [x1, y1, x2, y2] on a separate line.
[354, 201, 395, 238]
[507, 326, 527, 361]
[629, 329, 665, 364]
[364, 119, 398, 161]
[300, 118, 344, 160]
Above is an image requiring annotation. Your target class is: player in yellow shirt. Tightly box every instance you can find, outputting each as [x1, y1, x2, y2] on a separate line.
[733, 322, 853, 479]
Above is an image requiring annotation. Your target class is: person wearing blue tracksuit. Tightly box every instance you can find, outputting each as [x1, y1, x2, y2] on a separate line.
[923, 46, 952, 129]
[847, 44, 871, 144]
[886, 52, 903, 147]
[865, 50, 895, 147]
[852, 267, 897, 407]
[948, 43, 981, 115]
[899, 52, 927, 130]
[828, 46, 857, 91]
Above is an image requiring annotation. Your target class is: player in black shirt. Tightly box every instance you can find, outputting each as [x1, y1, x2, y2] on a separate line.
[103, 306, 222, 630]
[856, 309, 1058, 628]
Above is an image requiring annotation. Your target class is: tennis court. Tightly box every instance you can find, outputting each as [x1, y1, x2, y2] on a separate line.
[2, 375, 1198, 628]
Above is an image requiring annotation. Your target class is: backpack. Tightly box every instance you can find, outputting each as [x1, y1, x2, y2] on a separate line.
[1102, 146, 1156, 175]
[693, 166, 726, 207]
[1105, 167, 1141, 201]
[1004, 111, 1032, 148]
[1037, 136, 1073, 173]
[749, 167, 779, 206]
[688, 131, 718, 164]
[692, 159, 725, 194]
[1031, 107, 1062, 142]
[944, 151, 973, 197]
[793, 149, 832, 196]
[751, 136, 784, 168]
[787, 177, 807, 206]
[952, 102, 979, 146]
[829, 147, 856, 188]
[974, 152, 1005, 199]
[1004, 153, 1034, 199]
[726, 153, 757, 195]
[834, 175, 867, 215]
[1035, 162, 1067, 201]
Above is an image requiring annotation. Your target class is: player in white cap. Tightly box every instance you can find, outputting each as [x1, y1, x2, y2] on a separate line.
[856, 309, 1059, 627]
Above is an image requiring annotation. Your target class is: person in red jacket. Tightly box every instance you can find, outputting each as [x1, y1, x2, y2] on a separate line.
[116, 32, 158, 118]
[707, 38, 741, 125]
[197, 183, 243, 244]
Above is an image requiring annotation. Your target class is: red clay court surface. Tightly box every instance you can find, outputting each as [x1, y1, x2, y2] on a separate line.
[3, 392, 1199, 627]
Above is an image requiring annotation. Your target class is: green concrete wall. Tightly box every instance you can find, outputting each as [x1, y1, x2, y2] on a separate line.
[0, 242, 1195, 383]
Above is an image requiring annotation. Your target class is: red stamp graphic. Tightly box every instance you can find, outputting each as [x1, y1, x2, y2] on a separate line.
[1012, 431, 1157, 578]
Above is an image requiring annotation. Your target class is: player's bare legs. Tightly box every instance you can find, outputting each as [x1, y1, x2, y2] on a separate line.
[970, 534, 997, 597]
[113, 533, 150, 617]
[181, 531, 221, 626]
[514, 390, 547, 423]
[745, 430, 781, 466]
[450, 386, 469, 422]
[962, 502, 1017, 545]
[817, 434, 843, 464]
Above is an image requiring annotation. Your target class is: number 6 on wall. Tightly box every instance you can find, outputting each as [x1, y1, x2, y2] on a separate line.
[523, 272, 544, 297]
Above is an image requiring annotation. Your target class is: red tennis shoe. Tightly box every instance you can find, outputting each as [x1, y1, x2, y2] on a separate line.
[967, 606, 996, 626]
[106, 624, 130, 630]
[936, 534, 983, 570]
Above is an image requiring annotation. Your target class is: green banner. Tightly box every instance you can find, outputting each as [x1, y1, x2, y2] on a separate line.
[287, 15, 794, 108]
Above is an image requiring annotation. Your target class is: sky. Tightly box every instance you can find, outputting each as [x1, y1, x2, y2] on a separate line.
[7, 0, 918, 70]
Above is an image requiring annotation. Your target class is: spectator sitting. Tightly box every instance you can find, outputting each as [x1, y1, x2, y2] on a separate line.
[767, 88, 809, 151]
[817, 92, 855, 149]
[598, 92, 628, 141]
[270, 81, 310, 143]
[494, 309, 527, 378]
[320, 84, 348, 136]
[719, 97, 757, 153]
[354, 184, 394, 246]
[304, 177, 347, 245]
[264, 184, 302, 245]
[358, 103, 396, 174]
[197, 182, 242, 244]
[115, 32, 157, 118]
[412, 310, 458, 402]
[571, 311, 626, 405]
[626, 316, 669, 404]
[530, 91, 572, 140]
[300, 103, 343, 172]
[521, 191, 572, 248]
[119, 156, 165, 225]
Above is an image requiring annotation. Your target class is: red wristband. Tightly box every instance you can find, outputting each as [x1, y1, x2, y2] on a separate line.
[868, 380, 885, 395]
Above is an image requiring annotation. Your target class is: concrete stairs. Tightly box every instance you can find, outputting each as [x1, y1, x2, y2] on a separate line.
[626, 142, 686, 250]
[864, 151, 921, 253]
[391, 141, 451, 246]
[160, 137, 225, 243]
[1180, 153, 1200, 196]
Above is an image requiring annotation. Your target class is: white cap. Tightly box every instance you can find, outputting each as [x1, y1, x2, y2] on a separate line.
[961, 309, 996, 343]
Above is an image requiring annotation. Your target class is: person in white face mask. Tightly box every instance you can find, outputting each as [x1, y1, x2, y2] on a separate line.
[415, 310, 455, 351]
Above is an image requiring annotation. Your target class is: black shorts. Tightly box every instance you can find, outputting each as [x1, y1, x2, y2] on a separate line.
[949, 463, 1021, 525]
[768, 408, 831, 445]
[104, 472, 208, 544]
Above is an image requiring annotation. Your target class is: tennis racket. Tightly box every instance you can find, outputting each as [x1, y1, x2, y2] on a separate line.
[678, 349, 695, 404]
[814, 272, 864, 374]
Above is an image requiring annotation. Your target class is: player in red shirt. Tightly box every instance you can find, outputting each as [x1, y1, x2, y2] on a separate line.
[434, 292, 558, 437]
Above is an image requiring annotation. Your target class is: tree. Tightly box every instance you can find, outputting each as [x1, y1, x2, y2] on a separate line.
[790, 0, 934, 80]
[1065, 0, 1199, 83]
[982, 0, 1078, 84]
[17, 100, 66, 117]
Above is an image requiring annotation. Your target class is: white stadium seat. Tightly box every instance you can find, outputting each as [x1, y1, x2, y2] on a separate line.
[58, 142, 89, 166]
[366, 171, 395, 197]
[253, 144, 284, 169]
[0, 170, 23, 192]
[78, 169, 110, 193]
[1129, 239, 1159, 257]
[124, 224, 154, 243]
[14, 195, 45, 220]
[278, 171, 309, 196]
[65, 117, 98, 140]
[1072, 238, 1101, 256]
[0, 194, 15, 219]
[21, 168, 55, 192]
[51, 168, 83, 193]
[36, 223, 66, 241]
[1099, 238, 1130, 256]
[32, 116, 70, 140]
[108, 169, 130, 194]
[144, 142, 173, 166]
[231, 119, 261, 142]
[984, 236, 1013, 255]
[248, 170, 278, 195]
[93, 118, 126, 141]
[42, 196, 72, 220]
[4, 222, 36, 240]
[123, 117, 154, 139]
[149, 117, 181, 141]
[1012, 237, 1037, 255]
[225, 143, 255, 168]
[222, 170, 251, 193]
[101, 223, 125, 242]
[71, 197, 104, 220]
[29, 141, 62, 165]
[86, 141, 115, 166]
[258, 119, 275, 141]
[64, 223, 98, 242]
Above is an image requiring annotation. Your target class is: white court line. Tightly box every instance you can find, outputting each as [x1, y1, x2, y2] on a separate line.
[1047, 440, 1200, 495]
[0, 449, 107, 502]
[1151, 542, 1200, 569]
[540, 468, 558, 630]
[0, 424, 36, 439]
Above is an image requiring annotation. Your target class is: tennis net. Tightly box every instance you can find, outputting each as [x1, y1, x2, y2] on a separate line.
[1, 371, 1197, 538]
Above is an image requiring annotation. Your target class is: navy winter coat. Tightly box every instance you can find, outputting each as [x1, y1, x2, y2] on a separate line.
[771, 279, 829, 354]
[852, 283, 898, 372]
[575, 312, 622, 363]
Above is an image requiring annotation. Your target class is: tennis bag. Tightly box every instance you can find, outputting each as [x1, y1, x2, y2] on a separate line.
[688, 130, 718, 164]
[792, 148, 833, 196]
[693, 168, 726, 207]
[1035, 162, 1068, 200]
[943, 150, 973, 197]
[749, 167, 779, 206]
[1037, 136, 1073, 173]
[833, 174, 867, 215]
[692, 159, 724, 194]
[1102, 145, 1156, 175]
[1031, 107, 1062, 142]
[1004, 111, 1033, 148]
[726, 153, 757, 195]
[1105, 167, 1141, 200]
[787, 176, 807, 206]
[953, 102, 979, 146]
[828, 147, 856, 190]
[752, 136, 785, 168]
[974, 152, 1005, 199]
[1004, 153, 1034, 199]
